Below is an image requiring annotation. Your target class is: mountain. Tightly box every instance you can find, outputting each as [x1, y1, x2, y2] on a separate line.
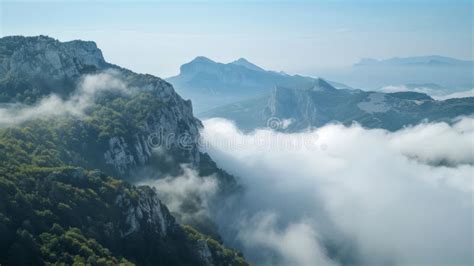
[166, 56, 352, 112]
[316, 55, 474, 90]
[0, 36, 248, 265]
[0, 35, 108, 103]
[201, 82, 474, 132]
[355, 56, 474, 67]
[230, 58, 265, 72]
[0, 35, 208, 177]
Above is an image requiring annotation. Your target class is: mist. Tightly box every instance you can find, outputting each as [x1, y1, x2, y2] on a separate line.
[318, 65, 473, 91]
[433, 90, 474, 100]
[138, 165, 219, 228]
[199, 118, 473, 266]
[0, 71, 128, 127]
[380, 84, 474, 100]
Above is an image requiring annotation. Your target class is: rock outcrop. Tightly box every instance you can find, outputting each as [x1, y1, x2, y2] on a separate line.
[203, 82, 474, 132]
[116, 186, 177, 237]
[1, 35, 106, 80]
[0, 35, 202, 175]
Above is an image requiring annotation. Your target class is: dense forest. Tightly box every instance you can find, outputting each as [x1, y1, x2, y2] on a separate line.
[0, 91, 247, 265]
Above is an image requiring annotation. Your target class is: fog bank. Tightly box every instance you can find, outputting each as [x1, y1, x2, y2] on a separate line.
[200, 118, 473, 266]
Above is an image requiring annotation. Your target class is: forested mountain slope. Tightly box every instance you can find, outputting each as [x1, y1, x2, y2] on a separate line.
[0, 35, 247, 266]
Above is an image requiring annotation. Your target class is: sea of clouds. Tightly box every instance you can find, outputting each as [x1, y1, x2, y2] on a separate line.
[195, 118, 474, 266]
[3, 69, 472, 265]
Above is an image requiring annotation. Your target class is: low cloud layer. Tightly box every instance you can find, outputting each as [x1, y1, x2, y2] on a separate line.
[137, 164, 219, 238]
[380, 84, 474, 100]
[0, 71, 128, 127]
[433, 89, 474, 100]
[201, 118, 473, 266]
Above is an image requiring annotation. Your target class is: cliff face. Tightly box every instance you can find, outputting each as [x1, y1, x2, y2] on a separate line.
[97, 85, 202, 176]
[3, 36, 106, 79]
[0, 36, 106, 102]
[265, 86, 324, 130]
[116, 186, 178, 238]
[203, 81, 474, 132]
[264, 86, 474, 131]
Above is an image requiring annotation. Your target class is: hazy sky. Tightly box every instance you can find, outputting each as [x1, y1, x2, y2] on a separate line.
[1, 0, 472, 77]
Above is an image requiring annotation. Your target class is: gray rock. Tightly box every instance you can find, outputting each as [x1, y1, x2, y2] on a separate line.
[116, 186, 177, 237]
[203, 83, 474, 132]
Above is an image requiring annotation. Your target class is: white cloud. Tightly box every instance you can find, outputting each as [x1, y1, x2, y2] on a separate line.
[0, 71, 128, 127]
[201, 118, 474, 266]
[432, 89, 474, 100]
[139, 166, 218, 226]
[380, 85, 412, 93]
[380, 85, 474, 100]
[389, 119, 474, 167]
[237, 212, 336, 266]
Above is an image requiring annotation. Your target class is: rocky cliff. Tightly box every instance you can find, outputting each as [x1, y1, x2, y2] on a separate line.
[0, 35, 106, 102]
[202, 81, 474, 132]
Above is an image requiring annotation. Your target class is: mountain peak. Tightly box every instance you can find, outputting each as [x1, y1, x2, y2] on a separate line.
[190, 56, 215, 64]
[230, 57, 265, 72]
[0, 35, 106, 101]
[233, 58, 251, 64]
[178, 56, 217, 76]
[1, 35, 101, 53]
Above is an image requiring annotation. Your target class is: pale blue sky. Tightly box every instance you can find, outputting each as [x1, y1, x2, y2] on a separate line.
[1, 0, 472, 77]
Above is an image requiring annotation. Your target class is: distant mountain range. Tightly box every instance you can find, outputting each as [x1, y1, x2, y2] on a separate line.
[355, 55, 474, 67]
[167, 55, 473, 132]
[166, 56, 352, 112]
[201, 82, 474, 132]
[317, 55, 474, 90]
